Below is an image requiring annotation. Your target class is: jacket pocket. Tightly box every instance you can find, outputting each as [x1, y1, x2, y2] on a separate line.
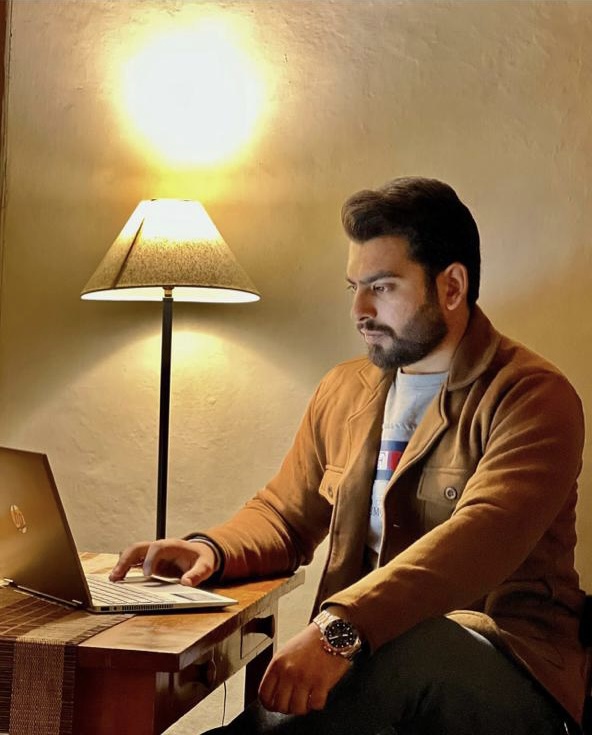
[417, 467, 472, 529]
[318, 467, 343, 506]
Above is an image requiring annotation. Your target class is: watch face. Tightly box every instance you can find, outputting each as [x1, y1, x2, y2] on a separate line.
[325, 619, 358, 650]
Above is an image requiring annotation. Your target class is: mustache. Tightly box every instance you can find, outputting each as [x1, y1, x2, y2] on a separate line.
[357, 319, 396, 337]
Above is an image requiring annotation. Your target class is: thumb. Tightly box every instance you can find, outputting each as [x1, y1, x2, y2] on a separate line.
[180, 556, 216, 587]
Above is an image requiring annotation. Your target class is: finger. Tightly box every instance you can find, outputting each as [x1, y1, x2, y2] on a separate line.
[180, 556, 215, 587]
[308, 687, 328, 711]
[258, 667, 279, 711]
[288, 687, 313, 716]
[109, 542, 150, 581]
[269, 683, 293, 715]
[142, 541, 171, 578]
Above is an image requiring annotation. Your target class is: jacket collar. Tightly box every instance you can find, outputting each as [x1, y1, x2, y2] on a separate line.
[447, 305, 501, 390]
[354, 305, 500, 394]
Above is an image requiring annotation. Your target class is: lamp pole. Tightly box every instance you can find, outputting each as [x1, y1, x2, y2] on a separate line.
[156, 287, 174, 539]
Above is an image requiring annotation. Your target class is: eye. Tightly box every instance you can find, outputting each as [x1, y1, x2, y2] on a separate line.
[346, 283, 357, 293]
[372, 282, 392, 294]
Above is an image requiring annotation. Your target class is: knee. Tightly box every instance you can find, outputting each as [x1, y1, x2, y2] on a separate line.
[374, 617, 464, 672]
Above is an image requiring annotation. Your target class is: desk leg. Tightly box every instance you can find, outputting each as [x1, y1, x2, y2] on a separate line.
[74, 667, 170, 735]
[243, 641, 274, 708]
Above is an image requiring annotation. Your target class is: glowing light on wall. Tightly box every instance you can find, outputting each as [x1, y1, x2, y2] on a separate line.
[121, 19, 265, 165]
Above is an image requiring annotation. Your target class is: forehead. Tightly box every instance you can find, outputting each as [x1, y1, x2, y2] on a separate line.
[346, 235, 421, 279]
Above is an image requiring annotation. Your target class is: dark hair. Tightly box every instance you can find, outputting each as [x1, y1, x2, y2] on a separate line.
[341, 177, 481, 305]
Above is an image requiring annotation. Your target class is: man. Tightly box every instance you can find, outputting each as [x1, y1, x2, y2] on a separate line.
[112, 178, 586, 734]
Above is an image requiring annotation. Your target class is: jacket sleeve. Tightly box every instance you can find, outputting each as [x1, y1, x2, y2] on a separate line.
[203, 380, 334, 579]
[324, 370, 585, 652]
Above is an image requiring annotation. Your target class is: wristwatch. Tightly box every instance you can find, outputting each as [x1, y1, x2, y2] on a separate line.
[313, 609, 362, 661]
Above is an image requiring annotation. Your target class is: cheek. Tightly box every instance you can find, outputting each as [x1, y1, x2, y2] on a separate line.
[379, 296, 416, 327]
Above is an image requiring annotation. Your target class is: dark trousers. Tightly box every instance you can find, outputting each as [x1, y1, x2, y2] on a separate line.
[201, 617, 571, 735]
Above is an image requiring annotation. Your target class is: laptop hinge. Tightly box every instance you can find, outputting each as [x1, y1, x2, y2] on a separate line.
[8, 582, 83, 609]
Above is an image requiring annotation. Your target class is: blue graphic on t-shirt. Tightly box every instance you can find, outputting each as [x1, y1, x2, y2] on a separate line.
[374, 439, 408, 482]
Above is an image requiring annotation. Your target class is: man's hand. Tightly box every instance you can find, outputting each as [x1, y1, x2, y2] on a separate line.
[258, 623, 351, 715]
[110, 538, 217, 587]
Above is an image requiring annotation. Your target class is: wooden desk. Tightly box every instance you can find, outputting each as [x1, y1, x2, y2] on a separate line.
[74, 553, 304, 735]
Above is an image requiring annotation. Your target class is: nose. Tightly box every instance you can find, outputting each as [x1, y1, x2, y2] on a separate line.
[351, 286, 376, 322]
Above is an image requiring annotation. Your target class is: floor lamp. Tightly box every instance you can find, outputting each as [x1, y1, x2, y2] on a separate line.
[81, 199, 260, 539]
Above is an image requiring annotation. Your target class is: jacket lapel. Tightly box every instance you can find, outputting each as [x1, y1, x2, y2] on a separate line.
[342, 362, 393, 507]
[386, 306, 500, 485]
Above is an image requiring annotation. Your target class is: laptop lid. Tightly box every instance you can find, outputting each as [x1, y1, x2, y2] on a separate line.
[0, 446, 236, 612]
[0, 446, 93, 607]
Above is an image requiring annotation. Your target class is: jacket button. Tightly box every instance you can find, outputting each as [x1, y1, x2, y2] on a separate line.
[444, 486, 458, 501]
[327, 486, 334, 498]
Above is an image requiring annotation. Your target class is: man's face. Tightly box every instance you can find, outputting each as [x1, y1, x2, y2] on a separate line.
[346, 236, 448, 371]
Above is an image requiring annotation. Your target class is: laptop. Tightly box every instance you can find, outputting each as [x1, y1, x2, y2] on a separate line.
[0, 446, 236, 612]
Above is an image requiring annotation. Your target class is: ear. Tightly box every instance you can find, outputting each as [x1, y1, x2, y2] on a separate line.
[437, 262, 468, 311]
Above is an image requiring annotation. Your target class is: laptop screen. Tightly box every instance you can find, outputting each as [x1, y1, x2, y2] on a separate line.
[0, 447, 91, 607]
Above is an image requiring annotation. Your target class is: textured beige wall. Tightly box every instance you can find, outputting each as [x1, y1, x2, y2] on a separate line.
[1, 0, 591, 664]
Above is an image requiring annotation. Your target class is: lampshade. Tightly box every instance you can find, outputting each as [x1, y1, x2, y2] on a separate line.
[80, 199, 260, 303]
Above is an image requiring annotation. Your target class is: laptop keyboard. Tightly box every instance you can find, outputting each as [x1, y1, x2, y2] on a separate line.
[87, 575, 176, 605]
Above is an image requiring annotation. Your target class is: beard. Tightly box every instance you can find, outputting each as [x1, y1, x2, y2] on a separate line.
[361, 292, 448, 370]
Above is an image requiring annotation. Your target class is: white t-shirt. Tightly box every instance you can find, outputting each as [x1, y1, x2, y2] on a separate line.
[366, 370, 448, 559]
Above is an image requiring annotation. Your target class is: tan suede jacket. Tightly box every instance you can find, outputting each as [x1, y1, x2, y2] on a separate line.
[206, 307, 586, 723]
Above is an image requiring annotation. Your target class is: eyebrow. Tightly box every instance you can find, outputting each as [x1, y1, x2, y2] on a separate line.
[345, 270, 400, 286]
